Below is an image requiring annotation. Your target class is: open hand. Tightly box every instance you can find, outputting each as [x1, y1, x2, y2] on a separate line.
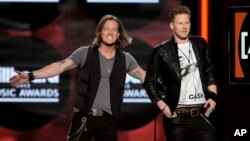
[9, 70, 29, 88]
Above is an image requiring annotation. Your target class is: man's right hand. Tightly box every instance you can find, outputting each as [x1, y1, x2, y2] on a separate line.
[162, 105, 177, 118]
[9, 71, 29, 88]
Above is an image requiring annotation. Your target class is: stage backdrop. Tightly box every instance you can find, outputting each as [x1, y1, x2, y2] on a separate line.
[0, 0, 182, 141]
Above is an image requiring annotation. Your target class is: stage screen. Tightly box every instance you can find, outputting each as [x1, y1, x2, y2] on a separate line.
[228, 6, 250, 84]
[0, 0, 59, 2]
[0, 0, 182, 141]
[87, 0, 159, 3]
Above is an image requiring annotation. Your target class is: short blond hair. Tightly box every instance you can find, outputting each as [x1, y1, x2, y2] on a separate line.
[169, 6, 191, 22]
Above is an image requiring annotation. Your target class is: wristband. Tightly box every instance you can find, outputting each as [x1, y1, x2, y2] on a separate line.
[207, 91, 219, 102]
[28, 72, 35, 81]
[161, 104, 167, 112]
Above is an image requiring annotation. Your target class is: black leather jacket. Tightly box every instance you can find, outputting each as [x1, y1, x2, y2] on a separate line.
[143, 35, 217, 114]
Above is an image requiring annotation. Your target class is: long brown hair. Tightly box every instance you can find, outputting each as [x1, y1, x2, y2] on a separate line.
[92, 14, 132, 49]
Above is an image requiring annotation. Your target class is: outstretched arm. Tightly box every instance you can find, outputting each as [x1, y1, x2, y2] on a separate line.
[9, 58, 76, 87]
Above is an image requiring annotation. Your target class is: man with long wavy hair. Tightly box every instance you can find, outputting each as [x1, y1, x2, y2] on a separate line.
[9, 14, 145, 141]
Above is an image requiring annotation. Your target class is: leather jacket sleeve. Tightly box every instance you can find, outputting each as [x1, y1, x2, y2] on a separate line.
[191, 36, 218, 102]
[143, 48, 162, 103]
[198, 37, 218, 101]
[202, 38, 216, 86]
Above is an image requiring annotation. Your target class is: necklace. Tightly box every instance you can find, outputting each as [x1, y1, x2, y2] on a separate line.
[178, 42, 199, 95]
[178, 42, 191, 65]
[107, 64, 111, 73]
[104, 59, 112, 73]
[99, 52, 113, 74]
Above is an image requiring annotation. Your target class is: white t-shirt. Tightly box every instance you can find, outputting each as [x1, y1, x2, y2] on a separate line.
[177, 42, 206, 105]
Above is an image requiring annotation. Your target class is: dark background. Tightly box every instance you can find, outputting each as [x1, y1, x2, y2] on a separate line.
[1, 0, 250, 141]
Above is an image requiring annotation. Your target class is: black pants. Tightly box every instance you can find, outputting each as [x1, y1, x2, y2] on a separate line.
[67, 111, 117, 141]
[163, 107, 217, 141]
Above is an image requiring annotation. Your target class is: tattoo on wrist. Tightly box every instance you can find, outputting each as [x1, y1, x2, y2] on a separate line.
[60, 60, 66, 63]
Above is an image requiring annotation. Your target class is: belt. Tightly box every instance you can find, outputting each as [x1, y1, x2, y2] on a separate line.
[88, 109, 109, 116]
[175, 106, 203, 116]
